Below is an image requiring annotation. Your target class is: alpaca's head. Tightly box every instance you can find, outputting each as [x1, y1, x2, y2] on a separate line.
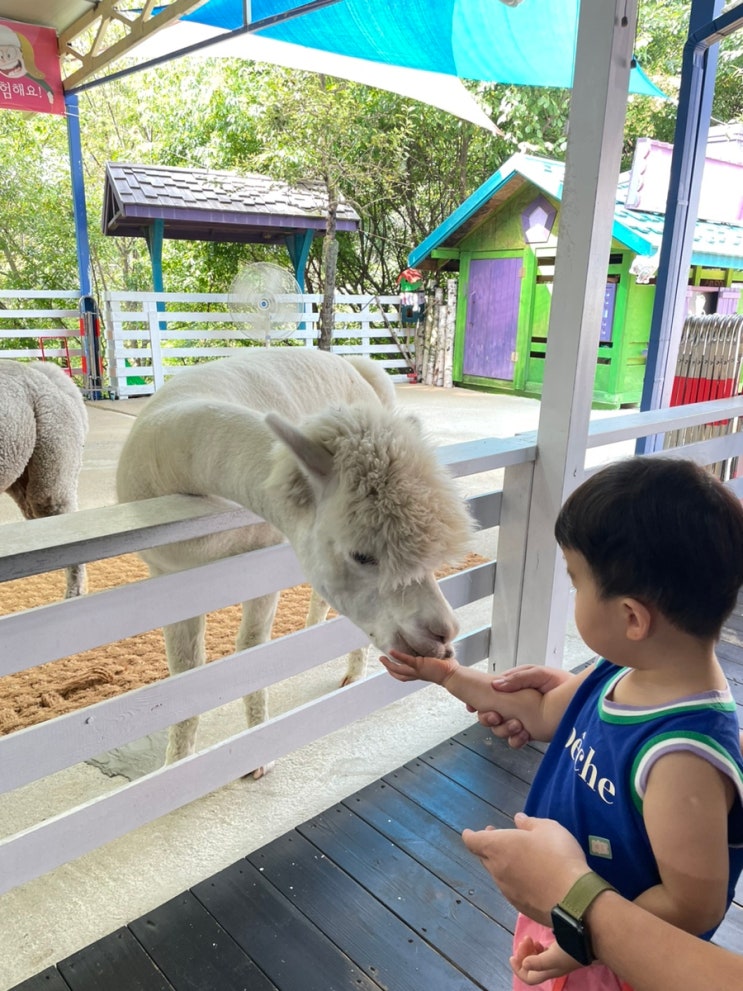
[265, 404, 474, 658]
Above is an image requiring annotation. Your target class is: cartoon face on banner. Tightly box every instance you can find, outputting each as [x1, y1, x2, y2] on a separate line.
[0, 19, 64, 116]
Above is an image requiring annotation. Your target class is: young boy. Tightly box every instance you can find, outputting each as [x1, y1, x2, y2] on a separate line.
[381, 457, 743, 991]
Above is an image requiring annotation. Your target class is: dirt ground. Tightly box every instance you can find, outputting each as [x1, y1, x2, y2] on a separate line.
[0, 551, 485, 735]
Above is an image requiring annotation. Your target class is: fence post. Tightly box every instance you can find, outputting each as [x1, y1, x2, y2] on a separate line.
[489, 459, 535, 672]
[79, 294, 103, 400]
[147, 298, 165, 390]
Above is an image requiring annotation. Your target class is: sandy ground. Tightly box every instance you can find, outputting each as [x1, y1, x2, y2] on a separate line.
[0, 552, 485, 735]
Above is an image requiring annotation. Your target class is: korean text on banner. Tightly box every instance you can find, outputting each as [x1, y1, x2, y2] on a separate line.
[0, 19, 64, 116]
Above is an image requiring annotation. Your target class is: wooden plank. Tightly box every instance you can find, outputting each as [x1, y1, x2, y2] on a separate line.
[415, 738, 531, 817]
[193, 859, 379, 991]
[129, 891, 277, 991]
[586, 395, 743, 446]
[0, 543, 305, 676]
[437, 435, 537, 477]
[6, 653, 500, 894]
[716, 901, 743, 953]
[57, 928, 173, 991]
[453, 726, 545, 785]
[382, 761, 516, 834]
[252, 828, 497, 991]
[0, 615, 366, 791]
[466, 491, 502, 532]
[719, 654, 743, 697]
[440, 561, 496, 610]
[8, 967, 71, 991]
[295, 806, 514, 989]
[0, 496, 260, 581]
[342, 777, 516, 928]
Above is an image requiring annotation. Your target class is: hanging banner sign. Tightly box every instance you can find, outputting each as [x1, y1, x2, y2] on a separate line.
[0, 19, 64, 116]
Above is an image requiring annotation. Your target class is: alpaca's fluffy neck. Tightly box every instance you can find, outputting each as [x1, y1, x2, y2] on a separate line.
[132, 402, 299, 533]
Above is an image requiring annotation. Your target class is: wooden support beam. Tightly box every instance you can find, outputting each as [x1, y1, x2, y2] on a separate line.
[503, 0, 638, 669]
[59, 0, 211, 90]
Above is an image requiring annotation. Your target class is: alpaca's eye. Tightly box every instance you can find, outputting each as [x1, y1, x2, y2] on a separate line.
[351, 551, 378, 567]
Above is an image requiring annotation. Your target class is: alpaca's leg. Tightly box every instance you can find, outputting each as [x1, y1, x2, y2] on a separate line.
[64, 563, 88, 598]
[162, 614, 207, 764]
[305, 588, 369, 687]
[305, 587, 331, 626]
[236, 592, 280, 778]
[341, 647, 369, 686]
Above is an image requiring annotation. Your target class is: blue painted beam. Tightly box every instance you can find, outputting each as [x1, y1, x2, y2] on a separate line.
[147, 219, 167, 330]
[64, 93, 91, 297]
[286, 229, 314, 290]
[638, 0, 740, 450]
[65, 92, 106, 398]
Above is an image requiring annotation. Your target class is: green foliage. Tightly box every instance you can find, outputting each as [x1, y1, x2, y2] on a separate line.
[0, 7, 740, 302]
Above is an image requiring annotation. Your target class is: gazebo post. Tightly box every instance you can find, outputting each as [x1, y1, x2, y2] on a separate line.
[286, 230, 315, 290]
[146, 219, 167, 330]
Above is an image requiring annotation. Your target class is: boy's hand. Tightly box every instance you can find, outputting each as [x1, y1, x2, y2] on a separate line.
[511, 937, 582, 985]
[379, 648, 459, 685]
[468, 665, 572, 748]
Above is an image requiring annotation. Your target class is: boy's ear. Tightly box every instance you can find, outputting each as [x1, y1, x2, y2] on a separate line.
[622, 597, 652, 641]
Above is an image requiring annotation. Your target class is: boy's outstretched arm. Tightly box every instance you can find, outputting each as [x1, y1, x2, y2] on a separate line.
[380, 649, 591, 742]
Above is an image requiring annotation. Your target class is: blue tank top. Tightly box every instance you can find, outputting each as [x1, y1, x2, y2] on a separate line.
[524, 659, 743, 934]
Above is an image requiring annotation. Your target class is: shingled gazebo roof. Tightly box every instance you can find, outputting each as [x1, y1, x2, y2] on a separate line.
[102, 163, 361, 244]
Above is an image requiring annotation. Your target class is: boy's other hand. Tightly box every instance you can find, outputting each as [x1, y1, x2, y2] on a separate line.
[468, 665, 571, 747]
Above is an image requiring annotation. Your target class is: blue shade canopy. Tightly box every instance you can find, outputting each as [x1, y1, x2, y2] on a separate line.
[182, 0, 665, 96]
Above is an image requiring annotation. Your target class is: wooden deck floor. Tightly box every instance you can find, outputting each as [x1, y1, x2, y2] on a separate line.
[13, 607, 743, 991]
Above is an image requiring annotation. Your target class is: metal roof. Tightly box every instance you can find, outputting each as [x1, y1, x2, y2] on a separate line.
[409, 153, 743, 271]
[102, 162, 360, 244]
[2, 2, 91, 32]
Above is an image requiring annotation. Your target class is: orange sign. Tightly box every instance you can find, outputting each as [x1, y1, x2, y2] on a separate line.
[0, 19, 64, 116]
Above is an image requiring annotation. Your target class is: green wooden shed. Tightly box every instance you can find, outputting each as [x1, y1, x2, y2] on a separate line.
[409, 150, 743, 408]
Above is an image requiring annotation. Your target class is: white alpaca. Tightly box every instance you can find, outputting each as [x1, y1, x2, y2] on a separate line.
[0, 360, 88, 598]
[116, 348, 473, 770]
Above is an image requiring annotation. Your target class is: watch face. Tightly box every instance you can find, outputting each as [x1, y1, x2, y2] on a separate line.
[551, 905, 593, 966]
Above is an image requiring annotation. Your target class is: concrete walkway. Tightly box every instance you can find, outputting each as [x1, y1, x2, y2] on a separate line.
[0, 383, 613, 989]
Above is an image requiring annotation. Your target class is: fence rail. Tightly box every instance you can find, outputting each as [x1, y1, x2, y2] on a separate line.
[104, 291, 416, 397]
[0, 290, 419, 396]
[0, 434, 513, 895]
[0, 289, 85, 376]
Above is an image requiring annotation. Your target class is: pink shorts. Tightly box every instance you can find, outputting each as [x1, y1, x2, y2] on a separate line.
[512, 914, 634, 991]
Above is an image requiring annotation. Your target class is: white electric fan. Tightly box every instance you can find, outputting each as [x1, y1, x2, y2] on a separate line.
[229, 262, 304, 346]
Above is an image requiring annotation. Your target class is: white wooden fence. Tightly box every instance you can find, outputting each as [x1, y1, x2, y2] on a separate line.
[0, 290, 85, 374]
[103, 291, 417, 397]
[2, 395, 742, 899]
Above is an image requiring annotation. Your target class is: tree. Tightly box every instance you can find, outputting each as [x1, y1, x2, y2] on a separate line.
[0, 5, 739, 312]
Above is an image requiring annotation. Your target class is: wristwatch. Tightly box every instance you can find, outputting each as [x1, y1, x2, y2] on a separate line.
[551, 871, 615, 966]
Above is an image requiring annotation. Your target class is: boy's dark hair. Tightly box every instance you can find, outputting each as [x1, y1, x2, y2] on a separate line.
[554, 457, 743, 639]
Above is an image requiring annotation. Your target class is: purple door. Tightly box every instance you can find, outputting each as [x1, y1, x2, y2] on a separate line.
[463, 257, 522, 381]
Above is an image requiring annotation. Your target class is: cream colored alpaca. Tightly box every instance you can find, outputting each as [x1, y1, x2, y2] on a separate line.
[116, 349, 473, 769]
[0, 360, 88, 597]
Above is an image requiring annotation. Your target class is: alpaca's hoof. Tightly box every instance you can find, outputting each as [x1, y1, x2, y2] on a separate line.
[242, 761, 275, 780]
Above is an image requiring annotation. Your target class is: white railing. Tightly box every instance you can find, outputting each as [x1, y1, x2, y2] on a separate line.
[0, 289, 84, 375]
[0, 433, 515, 896]
[103, 291, 415, 397]
[1, 398, 742, 899]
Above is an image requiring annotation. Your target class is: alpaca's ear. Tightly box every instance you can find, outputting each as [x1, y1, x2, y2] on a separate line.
[265, 412, 334, 480]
